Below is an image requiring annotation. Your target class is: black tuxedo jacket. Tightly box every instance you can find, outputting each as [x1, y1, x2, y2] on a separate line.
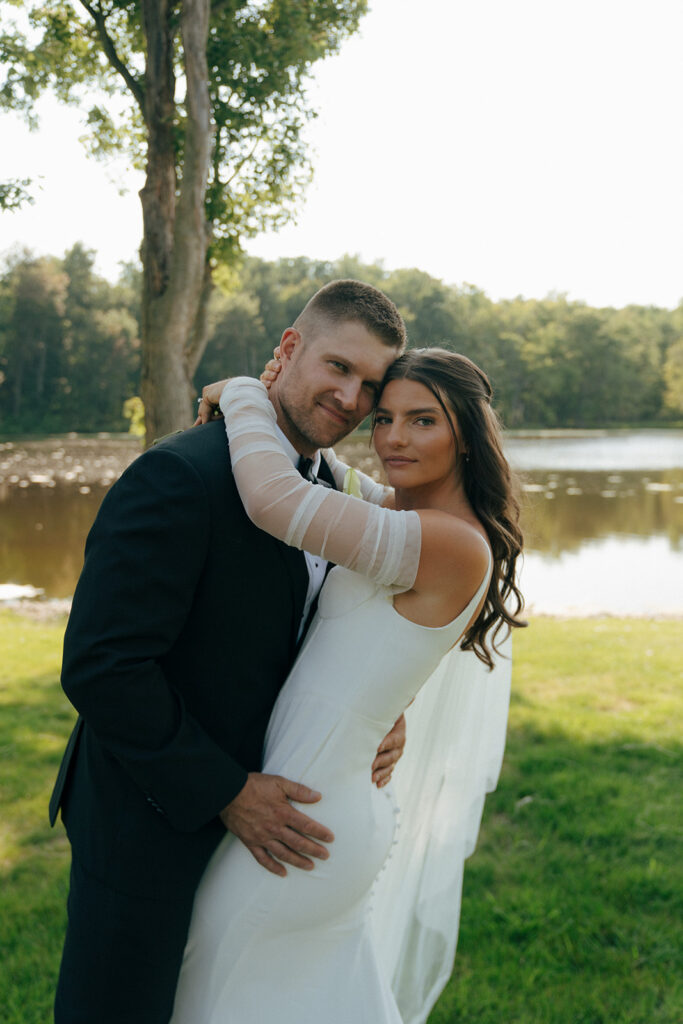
[49, 419, 335, 901]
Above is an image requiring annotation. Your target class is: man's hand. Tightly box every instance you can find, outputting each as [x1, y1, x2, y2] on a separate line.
[220, 772, 334, 877]
[372, 713, 406, 787]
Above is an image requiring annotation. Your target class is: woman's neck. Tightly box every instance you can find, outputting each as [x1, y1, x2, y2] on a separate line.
[394, 475, 473, 520]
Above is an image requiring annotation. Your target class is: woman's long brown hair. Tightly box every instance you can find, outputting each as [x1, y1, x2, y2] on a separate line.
[378, 348, 526, 668]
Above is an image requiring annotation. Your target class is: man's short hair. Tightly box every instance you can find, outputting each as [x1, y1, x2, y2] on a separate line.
[294, 280, 406, 352]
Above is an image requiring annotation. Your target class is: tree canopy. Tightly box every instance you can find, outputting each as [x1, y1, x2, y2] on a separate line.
[0, 0, 368, 442]
[1, 0, 366, 257]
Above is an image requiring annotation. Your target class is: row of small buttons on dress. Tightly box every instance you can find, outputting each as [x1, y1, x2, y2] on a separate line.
[366, 786, 401, 917]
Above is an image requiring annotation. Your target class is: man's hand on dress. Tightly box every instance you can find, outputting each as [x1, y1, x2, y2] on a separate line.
[372, 713, 406, 787]
[219, 772, 334, 878]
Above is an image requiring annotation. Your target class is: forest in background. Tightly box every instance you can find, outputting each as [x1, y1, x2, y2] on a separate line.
[1, 243, 682, 435]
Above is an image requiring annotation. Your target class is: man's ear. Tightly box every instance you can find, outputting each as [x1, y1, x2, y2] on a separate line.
[278, 328, 301, 367]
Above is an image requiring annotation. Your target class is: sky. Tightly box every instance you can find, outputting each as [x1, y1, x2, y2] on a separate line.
[1, 0, 682, 309]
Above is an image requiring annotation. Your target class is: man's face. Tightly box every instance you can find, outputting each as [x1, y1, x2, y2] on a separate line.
[273, 319, 397, 454]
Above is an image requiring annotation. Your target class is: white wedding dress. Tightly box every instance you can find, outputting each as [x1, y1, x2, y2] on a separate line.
[170, 380, 511, 1024]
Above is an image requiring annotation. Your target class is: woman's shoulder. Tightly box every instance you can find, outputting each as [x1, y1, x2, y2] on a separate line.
[410, 509, 490, 612]
[395, 511, 490, 627]
[417, 509, 490, 574]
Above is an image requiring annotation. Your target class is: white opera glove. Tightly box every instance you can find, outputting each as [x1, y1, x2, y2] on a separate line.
[220, 378, 421, 591]
[321, 447, 391, 506]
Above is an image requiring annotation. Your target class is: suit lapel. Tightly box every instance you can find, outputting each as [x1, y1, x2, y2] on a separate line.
[273, 539, 309, 655]
[317, 455, 337, 489]
[295, 452, 340, 646]
[318, 453, 338, 574]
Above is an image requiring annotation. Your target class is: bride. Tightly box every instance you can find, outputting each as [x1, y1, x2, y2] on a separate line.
[174, 348, 524, 1024]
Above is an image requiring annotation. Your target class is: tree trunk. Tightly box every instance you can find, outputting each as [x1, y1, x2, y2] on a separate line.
[12, 346, 23, 417]
[139, 0, 212, 447]
[36, 336, 47, 401]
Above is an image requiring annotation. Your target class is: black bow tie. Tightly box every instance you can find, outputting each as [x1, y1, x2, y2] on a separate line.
[297, 455, 332, 488]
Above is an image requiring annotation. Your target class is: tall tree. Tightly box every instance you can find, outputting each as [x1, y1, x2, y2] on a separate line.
[60, 243, 141, 430]
[0, 0, 367, 443]
[0, 245, 141, 432]
[0, 254, 68, 419]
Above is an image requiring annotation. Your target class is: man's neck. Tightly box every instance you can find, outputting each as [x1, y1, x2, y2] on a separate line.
[270, 398, 321, 473]
[269, 389, 318, 458]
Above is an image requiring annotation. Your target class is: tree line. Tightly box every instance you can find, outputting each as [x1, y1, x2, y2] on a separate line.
[1, 245, 682, 436]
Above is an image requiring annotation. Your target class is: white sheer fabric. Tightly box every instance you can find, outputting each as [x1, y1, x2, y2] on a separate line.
[220, 379, 421, 591]
[372, 633, 512, 1023]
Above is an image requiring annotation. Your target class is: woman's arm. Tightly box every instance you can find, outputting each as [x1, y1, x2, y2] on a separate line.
[220, 378, 421, 591]
[198, 376, 391, 505]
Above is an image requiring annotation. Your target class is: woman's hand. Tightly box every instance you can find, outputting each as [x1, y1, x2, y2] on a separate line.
[260, 347, 282, 390]
[194, 379, 230, 426]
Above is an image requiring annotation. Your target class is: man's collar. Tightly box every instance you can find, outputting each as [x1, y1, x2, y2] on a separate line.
[274, 424, 321, 474]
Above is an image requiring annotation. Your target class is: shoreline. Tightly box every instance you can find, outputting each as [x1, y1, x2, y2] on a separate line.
[3, 428, 683, 487]
[2, 597, 681, 624]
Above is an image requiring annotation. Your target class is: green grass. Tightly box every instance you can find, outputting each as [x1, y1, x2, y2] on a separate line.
[0, 610, 72, 1024]
[0, 611, 681, 1023]
[429, 618, 683, 1024]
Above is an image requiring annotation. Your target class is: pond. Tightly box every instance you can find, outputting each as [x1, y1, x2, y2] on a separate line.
[504, 432, 683, 616]
[1, 430, 682, 616]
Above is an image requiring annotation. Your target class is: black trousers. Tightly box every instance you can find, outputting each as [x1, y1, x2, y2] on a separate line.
[54, 857, 196, 1024]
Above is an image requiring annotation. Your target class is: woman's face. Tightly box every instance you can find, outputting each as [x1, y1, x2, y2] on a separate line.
[373, 378, 463, 489]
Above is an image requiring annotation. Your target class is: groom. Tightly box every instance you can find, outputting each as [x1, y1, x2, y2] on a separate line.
[50, 279, 407, 1023]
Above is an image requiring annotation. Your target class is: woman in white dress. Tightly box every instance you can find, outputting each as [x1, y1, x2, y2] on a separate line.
[171, 348, 525, 1024]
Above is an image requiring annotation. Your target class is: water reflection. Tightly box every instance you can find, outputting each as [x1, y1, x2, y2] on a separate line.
[506, 429, 683, 471]
[521, 536, 683, 616]
[520, 469, 683, 555]
[0, 482, 110, 598]
[1, 432, 682, 614]
[0, 435, 139, 599]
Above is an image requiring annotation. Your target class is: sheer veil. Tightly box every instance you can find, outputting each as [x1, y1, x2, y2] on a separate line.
[371, 634, 512, 1024]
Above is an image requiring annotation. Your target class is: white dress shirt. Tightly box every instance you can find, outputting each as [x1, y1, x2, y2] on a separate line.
[274, 425, 329, 639]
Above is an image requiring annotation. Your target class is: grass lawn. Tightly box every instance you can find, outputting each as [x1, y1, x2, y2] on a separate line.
[0, 610, 681, 1023]
[429, 617, 682, 1024]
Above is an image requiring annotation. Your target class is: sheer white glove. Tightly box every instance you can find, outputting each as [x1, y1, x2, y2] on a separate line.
[220, 379, 421, 591]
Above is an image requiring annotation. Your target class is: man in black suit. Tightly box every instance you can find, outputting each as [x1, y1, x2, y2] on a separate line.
[50, 280, 407, 1023]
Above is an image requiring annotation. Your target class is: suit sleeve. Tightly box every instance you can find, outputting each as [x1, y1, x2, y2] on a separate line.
[61, 445, 247, 832]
